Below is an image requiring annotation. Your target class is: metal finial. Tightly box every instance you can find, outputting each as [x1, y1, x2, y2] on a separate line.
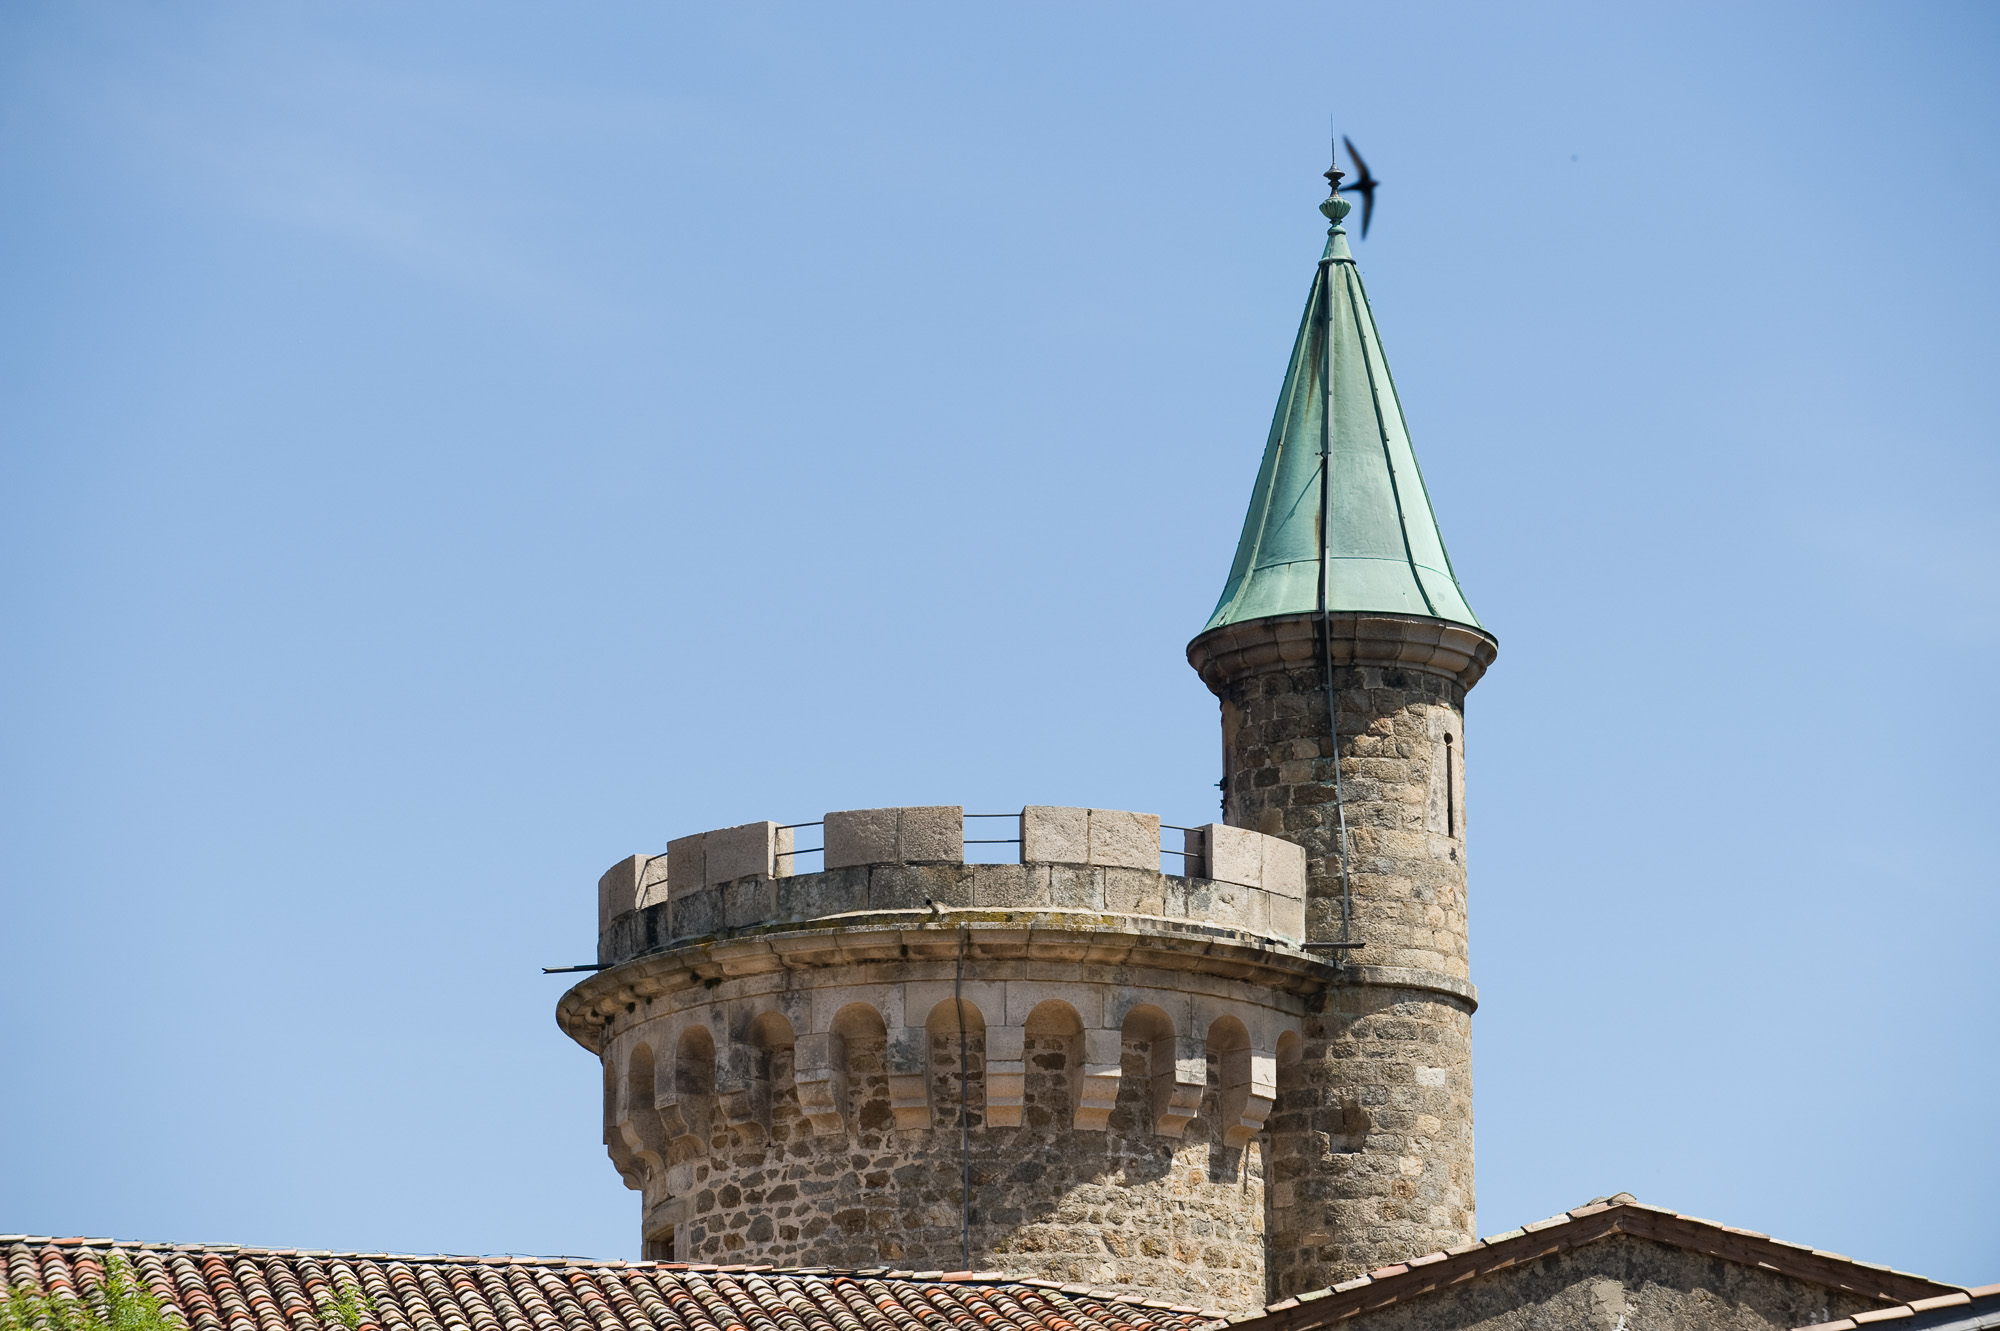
[1320, 126, 1353, 227]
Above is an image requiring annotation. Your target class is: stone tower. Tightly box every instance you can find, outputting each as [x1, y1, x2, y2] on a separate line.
[558, 163, 1492, 1312]
[561, 809, 1317, 1311]
[1185, 170, 1496, 1295]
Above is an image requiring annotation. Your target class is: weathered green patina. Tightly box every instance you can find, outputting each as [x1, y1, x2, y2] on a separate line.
[1204, 189, 1482, 632]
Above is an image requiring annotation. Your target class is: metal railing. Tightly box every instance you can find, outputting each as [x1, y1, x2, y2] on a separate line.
[677, 810, 1218, 874]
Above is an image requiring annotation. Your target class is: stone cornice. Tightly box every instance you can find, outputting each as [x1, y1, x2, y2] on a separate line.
[1187, 612, 1499, 694]
[1337, 965, 1479, 1011]
[557, 908, 1332, 1052]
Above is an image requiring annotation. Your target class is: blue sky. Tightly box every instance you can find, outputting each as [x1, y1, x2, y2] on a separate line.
[2, 0, 1995, 1288]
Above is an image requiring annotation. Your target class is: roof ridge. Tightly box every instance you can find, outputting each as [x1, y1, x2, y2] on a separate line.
[1795, 1284, 2000, 1330]
[1225, 1196, 1965, 1328]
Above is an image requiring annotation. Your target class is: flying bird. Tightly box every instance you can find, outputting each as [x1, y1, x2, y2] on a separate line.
[1339, 136, 1379, 239]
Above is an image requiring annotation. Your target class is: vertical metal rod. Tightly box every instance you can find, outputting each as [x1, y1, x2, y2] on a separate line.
[1317, 259, 1357, 947]
[956, 928, 971, 1270]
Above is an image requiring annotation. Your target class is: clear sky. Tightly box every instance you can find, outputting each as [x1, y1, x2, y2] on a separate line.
[3, 0, 1995, 1289]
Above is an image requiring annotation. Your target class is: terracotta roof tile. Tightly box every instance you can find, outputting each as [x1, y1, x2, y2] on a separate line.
[1797, 1284, 2000, 1330]
[0, 1244, 1216, 1331]
[1212, 1197, 1969, 1331]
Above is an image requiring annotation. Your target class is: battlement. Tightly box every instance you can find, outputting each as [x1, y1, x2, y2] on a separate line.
[595, 805, 1307, 962]
[563, 805, 1320, 1298]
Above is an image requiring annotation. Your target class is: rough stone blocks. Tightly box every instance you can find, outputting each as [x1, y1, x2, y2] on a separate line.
[598, 853, 668, 934]
[825, 807, 965, 868]
[705, 821, 778, 884]
[1021, 806, 1089, 862]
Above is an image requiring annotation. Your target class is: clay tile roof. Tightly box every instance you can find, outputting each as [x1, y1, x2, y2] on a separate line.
[1210, 1197, 1970, 1331]
[0, 1243, 1221, 1331]
[1796, 1284, 2000, 1331]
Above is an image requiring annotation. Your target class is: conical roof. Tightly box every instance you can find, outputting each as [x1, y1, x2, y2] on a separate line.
[1203, 182, 1482, 633]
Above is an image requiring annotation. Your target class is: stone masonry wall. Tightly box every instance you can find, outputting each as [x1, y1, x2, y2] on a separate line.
[1264, 988, 1474, 1299]
[1329, 1234, 1887, 1331]
[1219, 658, 1468, 971]
[657, 1023, 1267, 1309]
[1192, 616, 1488, 1297]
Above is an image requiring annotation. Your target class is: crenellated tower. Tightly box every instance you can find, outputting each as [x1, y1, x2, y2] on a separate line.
[560, 157, 1494, 1311]
[561, 807, 1320, 1311]
[1185, 167, 1496, 1295]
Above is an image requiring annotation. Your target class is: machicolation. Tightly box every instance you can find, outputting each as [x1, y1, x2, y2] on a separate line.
[558, 805, 1325, 1311]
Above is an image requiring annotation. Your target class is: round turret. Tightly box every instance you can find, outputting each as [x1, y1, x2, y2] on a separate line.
[561, 805, 1327, 1312]
[1188, 614, 1493, 1295]
[1185, 160, 1499, 1294]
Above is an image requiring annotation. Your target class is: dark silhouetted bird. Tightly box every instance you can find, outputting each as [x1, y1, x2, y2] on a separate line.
[1340, 136, 1379, 238]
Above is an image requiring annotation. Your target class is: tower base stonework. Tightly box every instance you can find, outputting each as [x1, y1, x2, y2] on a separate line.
[562, 807, 1328, 1312]
[1189, 612, 1495, 1295]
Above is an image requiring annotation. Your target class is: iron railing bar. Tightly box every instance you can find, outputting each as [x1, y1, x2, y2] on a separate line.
[965, 838, 1023, 845]
[774, 846, 825, 857]
[777, 821, 824, 831]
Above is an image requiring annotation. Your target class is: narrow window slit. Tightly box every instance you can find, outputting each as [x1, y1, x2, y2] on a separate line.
[1444, 733, 1456, 837]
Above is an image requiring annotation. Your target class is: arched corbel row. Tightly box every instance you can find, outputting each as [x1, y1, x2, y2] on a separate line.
[603, 983, 1299, 1151]
[603, 1059, 644, 1190]
[661, 1024, 717, 1151]
[614, 1043, 675, 1178]
[1118, 1004, 1206, 1138]
[792, 1028, 848, 1136]
[1205, 1012, 1278, 1147]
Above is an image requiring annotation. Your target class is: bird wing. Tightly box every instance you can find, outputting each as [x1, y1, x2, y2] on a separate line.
[1360, 188, 1374, 238]
[1343, 136, 1374, 183]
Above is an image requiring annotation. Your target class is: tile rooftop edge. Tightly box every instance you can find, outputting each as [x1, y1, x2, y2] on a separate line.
[0, 1237, 1228, 1313]
[1229, 1195, 1967, 1323]
[1796, 1285, 2000, 1331]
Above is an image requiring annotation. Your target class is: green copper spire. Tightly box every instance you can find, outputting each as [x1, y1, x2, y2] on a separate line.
[1203, 165, 1481, 633]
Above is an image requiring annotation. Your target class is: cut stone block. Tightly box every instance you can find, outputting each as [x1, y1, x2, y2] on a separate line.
[824, 808, 898, 868]
[792, 1032, 848, 1136]
[666, 832, 706, 897]
[1262, 835, 1307, 898]
[1022, 806, 1089, 863]
[1268, 892, 1304, 943]
[704, 821, 777, 885]
[1088, 809, 1160, 871]
[598, 855, 657, 935]
[1202, 823, 1265, 888]
[636, 854, 671, 911]
[899, 806, 964, 863]
[823, 806, 966, 867]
